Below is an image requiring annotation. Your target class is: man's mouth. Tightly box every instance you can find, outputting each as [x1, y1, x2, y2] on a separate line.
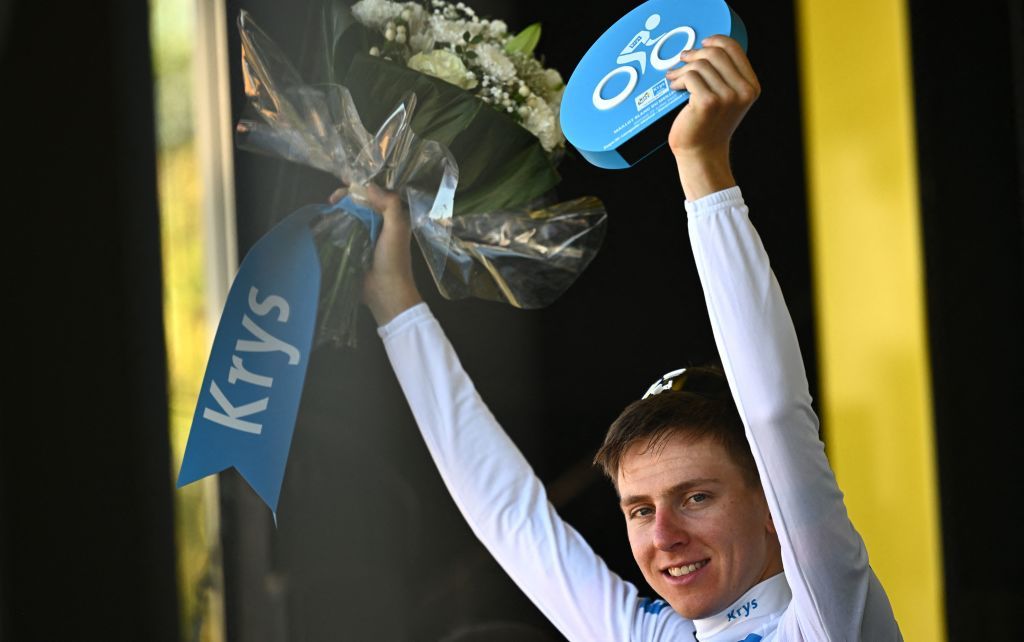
[665, 559, 709, 577]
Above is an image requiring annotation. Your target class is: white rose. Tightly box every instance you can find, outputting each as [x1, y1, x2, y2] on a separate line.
[407, 50, 478, 90]
[542, 81, 564, 110]
[522, 96, 563, 152]
[541, 68, 563, 91]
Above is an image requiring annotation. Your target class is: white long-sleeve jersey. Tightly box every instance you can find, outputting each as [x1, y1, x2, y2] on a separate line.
[379, 187, 902, 641]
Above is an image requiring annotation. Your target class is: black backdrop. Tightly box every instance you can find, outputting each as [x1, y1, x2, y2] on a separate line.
[3, 1, 180, 641]
[909, 2, 1024, 640]
[2, 0, 1021, 640]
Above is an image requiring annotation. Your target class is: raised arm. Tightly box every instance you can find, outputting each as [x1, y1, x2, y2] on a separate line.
[669, 37, 900, 641]
[351, 186, 692, 641]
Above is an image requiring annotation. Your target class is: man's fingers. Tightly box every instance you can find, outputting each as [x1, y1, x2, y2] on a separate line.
[669, 65, 713, 101]
[665, 35, 758, 169]
[333, 183, 406, 230]
[672, 58, 734, 102]
[680, 46, 753, 99]
[700, 35, 760, 94]
[364, 184, 403, 219]
[328, 187, 347, 204]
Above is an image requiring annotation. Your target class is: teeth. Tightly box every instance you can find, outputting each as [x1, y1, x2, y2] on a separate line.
[667, 560, 706, 577]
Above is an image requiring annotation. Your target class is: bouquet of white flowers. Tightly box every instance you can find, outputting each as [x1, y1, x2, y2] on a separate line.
[237, 1, 608, 347]
[352, 0, 565, 153]
[322, 0, 584, 216]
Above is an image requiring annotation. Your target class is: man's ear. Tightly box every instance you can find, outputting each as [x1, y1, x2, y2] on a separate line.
[758, 488, 777, 535]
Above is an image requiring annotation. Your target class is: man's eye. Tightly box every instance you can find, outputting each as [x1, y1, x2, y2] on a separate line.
[629, 507, 654, 519]
[687, 493, 709, 505]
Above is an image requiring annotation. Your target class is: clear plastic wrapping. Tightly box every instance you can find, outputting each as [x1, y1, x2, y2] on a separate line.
[235, 10, 607, 344]
[416, 197, 608, 307]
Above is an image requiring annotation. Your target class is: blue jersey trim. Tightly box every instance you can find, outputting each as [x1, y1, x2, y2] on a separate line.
[638, 597, 669, 614]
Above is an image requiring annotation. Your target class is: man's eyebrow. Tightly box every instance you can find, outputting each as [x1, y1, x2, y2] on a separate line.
[618, 478, 721, 506]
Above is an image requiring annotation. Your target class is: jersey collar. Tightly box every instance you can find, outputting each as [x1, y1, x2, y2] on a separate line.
[692, 572, 791, 642]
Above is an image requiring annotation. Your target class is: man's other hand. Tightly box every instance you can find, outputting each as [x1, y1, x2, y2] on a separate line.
[665, 35, 761, 200]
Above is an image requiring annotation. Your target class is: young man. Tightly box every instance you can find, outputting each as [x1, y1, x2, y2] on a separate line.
[342, 36, 902, 641]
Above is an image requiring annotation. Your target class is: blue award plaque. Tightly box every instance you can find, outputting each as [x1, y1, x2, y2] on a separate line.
[560, 0, 747, 169]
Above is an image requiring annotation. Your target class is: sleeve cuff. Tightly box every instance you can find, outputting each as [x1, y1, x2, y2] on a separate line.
[377, 302, 433, 341]
[684, 186, 744, 219]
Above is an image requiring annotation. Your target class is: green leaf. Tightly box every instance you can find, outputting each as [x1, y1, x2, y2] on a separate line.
[504, 23, 541, 56]
[319, 0, 358, 83]
[321, 9, 373, 83]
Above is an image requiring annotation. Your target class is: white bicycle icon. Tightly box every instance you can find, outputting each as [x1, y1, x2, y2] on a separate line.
[592, 14, 696, 111]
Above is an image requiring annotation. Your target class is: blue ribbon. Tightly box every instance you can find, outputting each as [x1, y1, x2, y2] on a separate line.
[177, 200, 381, 516]
[331, 195, 382, 245]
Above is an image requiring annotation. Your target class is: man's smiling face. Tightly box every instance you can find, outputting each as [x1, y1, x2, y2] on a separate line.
[616, 431, 782, 619]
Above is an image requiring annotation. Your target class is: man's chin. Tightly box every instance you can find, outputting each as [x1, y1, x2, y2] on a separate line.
[661, 590, 729, 621]
[654, 574, 725, 619]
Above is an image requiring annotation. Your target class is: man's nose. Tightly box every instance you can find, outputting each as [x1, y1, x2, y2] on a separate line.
[651, 509, 689, 551]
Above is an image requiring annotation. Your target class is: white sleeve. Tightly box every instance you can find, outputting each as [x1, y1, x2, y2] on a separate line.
[379, 304, 694, 642]
[686, 187, 902, 641]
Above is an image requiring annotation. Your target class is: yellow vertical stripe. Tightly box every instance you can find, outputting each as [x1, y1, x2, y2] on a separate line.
[793, 1, 945, 640]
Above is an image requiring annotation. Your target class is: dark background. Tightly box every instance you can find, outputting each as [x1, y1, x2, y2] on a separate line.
[2, 0, 1021, 640]
[908, 2, 1024, 639]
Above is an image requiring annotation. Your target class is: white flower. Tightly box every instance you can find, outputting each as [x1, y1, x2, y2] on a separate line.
[369, 46, 380, 56]
[409, 32, 434, 53]
[396, 32, 407, 44]
[351, 0, 405, 29]
[540, 68, 563, 92]
[521, 95, 562, 152]
[488, 19, 507, 36]
[353, 0, 427, 41]
[546, 84, 564, 110]
[474, 43, 517, 82]
[428, 15, 484, 43]
[407, 50, 478, 90]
